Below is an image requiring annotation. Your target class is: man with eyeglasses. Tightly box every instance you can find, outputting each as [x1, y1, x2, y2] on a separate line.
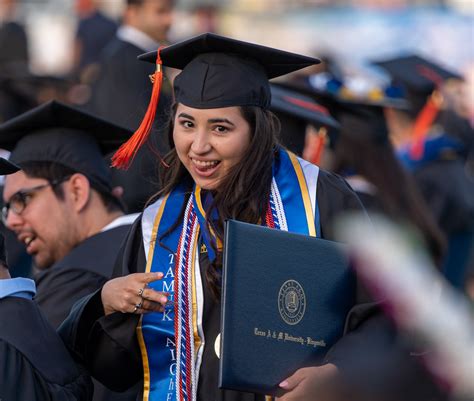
[0, 101, 142, 400]
[0, 157, 93, 401]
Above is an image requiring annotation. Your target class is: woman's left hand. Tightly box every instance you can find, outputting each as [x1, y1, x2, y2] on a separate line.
[276, 363, 338, 401]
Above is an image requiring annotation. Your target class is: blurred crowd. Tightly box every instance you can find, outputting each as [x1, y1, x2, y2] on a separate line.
[0, 0, 473, 401]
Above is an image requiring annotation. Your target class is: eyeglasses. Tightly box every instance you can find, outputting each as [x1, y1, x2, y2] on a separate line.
[2, 177, 70, 225]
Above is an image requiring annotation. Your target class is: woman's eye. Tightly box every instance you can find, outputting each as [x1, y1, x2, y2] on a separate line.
[180, 120, 194, 129]
[214, 125, 228, 133]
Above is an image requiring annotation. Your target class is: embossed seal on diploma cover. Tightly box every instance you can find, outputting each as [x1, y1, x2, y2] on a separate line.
[278, 280, 306, 325]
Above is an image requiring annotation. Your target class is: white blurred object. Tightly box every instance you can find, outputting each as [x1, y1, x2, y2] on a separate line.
[335, 214, 474, 398]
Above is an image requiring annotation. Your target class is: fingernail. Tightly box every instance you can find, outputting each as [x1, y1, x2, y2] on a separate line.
[160, 296, 168, 304]
[157, 272, 164, 278]
[279, 380, 288, 388]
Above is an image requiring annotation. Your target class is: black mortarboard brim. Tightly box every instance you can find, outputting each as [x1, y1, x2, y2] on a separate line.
[372, 54, 463, 115]
[0, 158, 20, 175]
[0, 100, 133, 193]
[138, 32, 320, 109]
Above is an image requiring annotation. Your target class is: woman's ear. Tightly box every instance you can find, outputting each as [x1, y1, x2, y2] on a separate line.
[67, 173, 91, 213]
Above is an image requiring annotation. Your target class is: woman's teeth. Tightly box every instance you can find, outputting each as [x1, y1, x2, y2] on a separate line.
[192, 159, 219, 168]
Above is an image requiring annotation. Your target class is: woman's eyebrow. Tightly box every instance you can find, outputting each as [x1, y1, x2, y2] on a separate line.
[208, 118, 235, 126]
[177, 113, 195, 120]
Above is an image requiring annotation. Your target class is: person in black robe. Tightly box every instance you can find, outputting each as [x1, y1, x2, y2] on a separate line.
[85, 0, 175, 213]
[57, 33, 392, 401]
[375, 55, 474, 288]
[0, 102, 141, 401]
[0, 157, 92, 401]
[329, 100, 446, 266]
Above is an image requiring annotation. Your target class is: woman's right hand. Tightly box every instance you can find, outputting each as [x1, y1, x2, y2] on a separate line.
[101, 272, 168, 316]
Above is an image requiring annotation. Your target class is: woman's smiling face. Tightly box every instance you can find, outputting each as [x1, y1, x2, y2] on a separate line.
[173, 104, 252, 190]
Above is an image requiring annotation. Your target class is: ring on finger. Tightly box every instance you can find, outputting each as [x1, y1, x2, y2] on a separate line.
[132, 305, 139, 313]
[138, 287, 145, 297]
[135, 300, 143, 310]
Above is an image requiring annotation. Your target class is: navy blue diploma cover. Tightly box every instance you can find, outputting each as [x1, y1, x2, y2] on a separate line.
[218, 220, 356, 396]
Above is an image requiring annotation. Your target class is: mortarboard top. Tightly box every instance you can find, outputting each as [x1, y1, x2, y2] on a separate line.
[0, 100, 133, 193]
[0, 158, 20, 176]
[138, 32, 320, 110]
[372, 54, 463, 95]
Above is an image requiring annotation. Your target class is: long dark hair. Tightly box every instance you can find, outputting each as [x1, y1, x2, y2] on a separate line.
[153, 103, 280, 297]
[332, 134, 446, 265]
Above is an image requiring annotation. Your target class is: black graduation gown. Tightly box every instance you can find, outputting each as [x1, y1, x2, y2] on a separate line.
[35, 225, 139, 401]
[0, 296, 92, 401]
[85, 37, 172, 213]
[35, 225, 133, 329]
[412, 157, 474, 236]
[59, 170, 379, 400]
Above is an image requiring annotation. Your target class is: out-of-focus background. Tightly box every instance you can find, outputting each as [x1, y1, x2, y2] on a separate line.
[1, 0, 473, 119]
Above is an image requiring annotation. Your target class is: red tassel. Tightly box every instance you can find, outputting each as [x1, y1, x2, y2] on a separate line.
[303, 127, 327, 165]
[111, 47, 166, 170]
[410, 91, 442, 160]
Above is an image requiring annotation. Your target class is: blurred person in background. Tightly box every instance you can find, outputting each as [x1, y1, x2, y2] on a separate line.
[0, 157, 93, 401]
[191, 3, 220, 34]
[376, 55, 474, 290]
[277, 74, 447, 266]
[86, 0, 175, 214]
[330, 99, 446, 267]
[0, 0, 28, 69]
[0, 101, 140, 401]
[72, 0, 117, 85]
[0, 0, 30, 122]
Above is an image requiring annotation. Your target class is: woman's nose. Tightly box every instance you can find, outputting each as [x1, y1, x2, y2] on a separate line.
[190, 129, 212, 154]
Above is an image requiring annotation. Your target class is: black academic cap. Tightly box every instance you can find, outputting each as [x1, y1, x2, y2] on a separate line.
[270, 84, 340, 130]
[0, 100, 133, 193]
[0, 158, 20, 175]
[270, 83, 340, 154]
[373, 55, 463, 115]
[139, 32, 320, 109]
[373, 54, 463, 95]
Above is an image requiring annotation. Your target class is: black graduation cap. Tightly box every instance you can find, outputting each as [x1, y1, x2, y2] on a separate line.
[113, 32, 320, 169]
[270, 84, 340, 129]
[270, 83, 340, 154]
[373, 55, 462, 94]
[0, 100, 133, 193]
[139, 32, 320, 110]
[0, 158, 20, 175]
[372, 54, 463, 114]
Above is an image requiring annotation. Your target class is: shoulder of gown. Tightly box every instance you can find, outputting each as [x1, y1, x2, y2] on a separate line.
[59, 216, 146, 392]
[0, 297, 93, 401]
[317, 169, 369, 240]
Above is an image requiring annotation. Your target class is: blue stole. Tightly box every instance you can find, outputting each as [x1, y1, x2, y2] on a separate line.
[397, 134, 464, 171]
[137, 149, 321, 401]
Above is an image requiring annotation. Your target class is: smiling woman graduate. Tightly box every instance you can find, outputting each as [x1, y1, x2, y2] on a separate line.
[60, 33, 376, 401]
